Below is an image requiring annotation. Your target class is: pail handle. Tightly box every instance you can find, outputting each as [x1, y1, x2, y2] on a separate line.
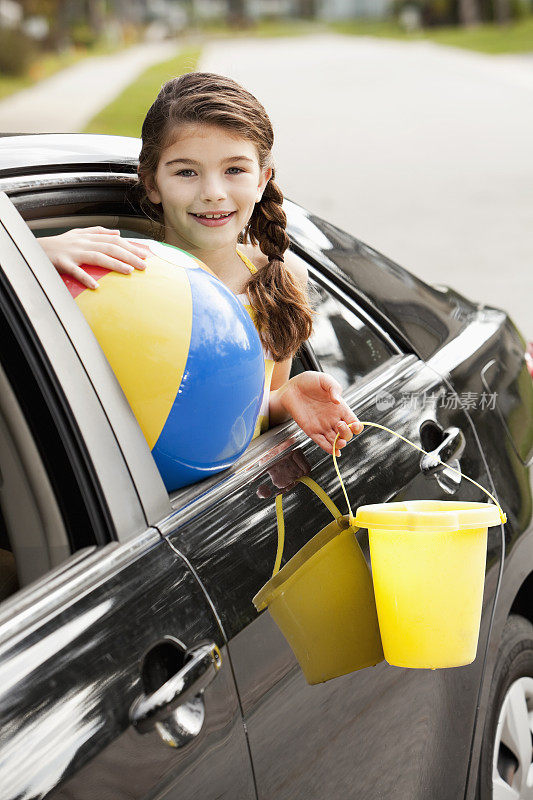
[333, 420, 507, 527]
[271, 476, 346, 578]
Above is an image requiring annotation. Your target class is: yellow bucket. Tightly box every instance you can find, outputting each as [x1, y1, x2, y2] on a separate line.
[252, 477, 384, 685]
[252, 419, 507, 677]
[354, 499, 503, 669]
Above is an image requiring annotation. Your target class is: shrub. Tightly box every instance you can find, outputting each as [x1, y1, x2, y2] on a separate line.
[70, 23, 98, 49]
[510, 0, 532, 20]
[392, 0, 457, 26]
[0, 28, 37, 76]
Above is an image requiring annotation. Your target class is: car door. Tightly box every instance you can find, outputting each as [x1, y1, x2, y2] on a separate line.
[0, 194, 256, 800]
[157, 263, 502, 800]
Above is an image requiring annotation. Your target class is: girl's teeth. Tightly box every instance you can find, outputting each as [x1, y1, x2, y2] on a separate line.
[195, 213, 232, 219]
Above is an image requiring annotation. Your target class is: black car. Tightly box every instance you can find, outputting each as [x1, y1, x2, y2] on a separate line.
[0, 133, 531, 800]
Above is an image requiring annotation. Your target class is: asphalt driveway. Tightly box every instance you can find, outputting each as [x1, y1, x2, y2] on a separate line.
[200, 34, 532, 340]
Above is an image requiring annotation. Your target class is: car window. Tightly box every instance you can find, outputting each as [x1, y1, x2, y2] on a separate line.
[0, 354, 87, 604]
[308, 278, 400, 391]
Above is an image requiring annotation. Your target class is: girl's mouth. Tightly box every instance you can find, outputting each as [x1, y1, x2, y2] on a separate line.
[189, 211, 236, 227]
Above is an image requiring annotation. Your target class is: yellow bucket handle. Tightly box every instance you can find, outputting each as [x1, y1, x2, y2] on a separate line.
[333, 421, 507, 527]
[272, 476, 345, 578]
[271, 420, 507, 579]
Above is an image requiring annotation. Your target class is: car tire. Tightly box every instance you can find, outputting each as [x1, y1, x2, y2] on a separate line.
[476, 614, 533, 800]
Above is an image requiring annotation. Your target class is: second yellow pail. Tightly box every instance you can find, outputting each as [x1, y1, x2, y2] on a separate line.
[253, 478, 384, 684]
[354, 500, 505, 669]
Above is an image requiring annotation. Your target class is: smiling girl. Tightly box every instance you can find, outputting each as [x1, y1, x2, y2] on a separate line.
[40, 72, 363, 457]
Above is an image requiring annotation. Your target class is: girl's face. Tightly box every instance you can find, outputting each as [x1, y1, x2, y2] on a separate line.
[146, 122, 272, 255]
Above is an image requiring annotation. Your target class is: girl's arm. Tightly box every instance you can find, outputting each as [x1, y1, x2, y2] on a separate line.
[267, 248, 306, 425]
[38, 226, 147, 288]
[269, 355, 293, 426]
[267, 252, 363, 455]
[266, 250, 307, 426]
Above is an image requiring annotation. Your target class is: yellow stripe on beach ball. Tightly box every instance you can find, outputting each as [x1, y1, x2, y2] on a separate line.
[76, 255, 192, 449]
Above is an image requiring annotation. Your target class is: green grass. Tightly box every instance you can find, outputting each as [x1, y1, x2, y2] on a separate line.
[329, 15, 533, 54]
[83, 46, 202, 137]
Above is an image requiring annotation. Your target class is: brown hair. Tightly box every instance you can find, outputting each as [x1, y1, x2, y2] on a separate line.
[136, 71, 314, 362]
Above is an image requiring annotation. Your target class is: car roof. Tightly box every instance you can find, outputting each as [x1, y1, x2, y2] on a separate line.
[0, 133, 140, 177]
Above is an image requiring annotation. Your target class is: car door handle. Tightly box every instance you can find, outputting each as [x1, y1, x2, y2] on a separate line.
[419, 426, 466, 478]
[130, 642, 222, 735]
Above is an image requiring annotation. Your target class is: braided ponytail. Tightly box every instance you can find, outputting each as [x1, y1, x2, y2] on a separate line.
[242, 170, 314, 361]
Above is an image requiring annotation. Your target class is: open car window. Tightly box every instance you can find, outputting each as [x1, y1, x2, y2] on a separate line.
[8, 179, 403, 519]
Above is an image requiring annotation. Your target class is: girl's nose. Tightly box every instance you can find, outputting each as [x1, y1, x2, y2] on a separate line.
[200, 175, 227, 203]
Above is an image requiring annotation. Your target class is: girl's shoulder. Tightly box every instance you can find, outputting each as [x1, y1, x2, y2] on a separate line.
[239, 243, 308, 290]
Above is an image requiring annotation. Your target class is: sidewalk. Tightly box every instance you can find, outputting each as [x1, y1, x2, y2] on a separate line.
[0, 39, 180, 134]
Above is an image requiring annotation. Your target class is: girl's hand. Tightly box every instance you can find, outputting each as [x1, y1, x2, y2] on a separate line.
[38, 226, 147, 290]
[277, 372, 364, 457]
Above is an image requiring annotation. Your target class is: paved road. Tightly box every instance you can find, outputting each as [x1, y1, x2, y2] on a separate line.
[200, 35, 533, 340]
[0, 40, 179, 134]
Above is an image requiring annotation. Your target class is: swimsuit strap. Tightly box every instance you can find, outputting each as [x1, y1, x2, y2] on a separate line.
[236, 248, 258, 275]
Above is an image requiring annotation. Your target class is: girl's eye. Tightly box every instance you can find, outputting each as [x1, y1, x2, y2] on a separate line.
[174, 168, 244, 177]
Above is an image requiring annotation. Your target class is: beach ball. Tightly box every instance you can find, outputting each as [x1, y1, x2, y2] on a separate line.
[60, 238, 265, 491]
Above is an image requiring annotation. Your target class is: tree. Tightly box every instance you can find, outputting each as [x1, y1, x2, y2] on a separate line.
[457, 0, 481, 25]
[86, 0, 105, 37]
[493, 0, 511, 23]
[297, 0, 318, 18]
[227, 0, 249, 27]
[19, 0, 72, 49]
